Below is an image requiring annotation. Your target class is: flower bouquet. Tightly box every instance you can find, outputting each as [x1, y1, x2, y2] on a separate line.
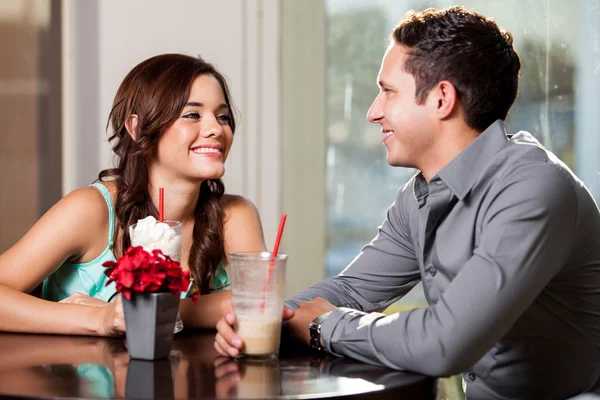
[103, 246, 196, 360]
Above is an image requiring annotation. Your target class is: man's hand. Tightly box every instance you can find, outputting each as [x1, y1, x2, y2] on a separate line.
[287, 297, 337, 346]
[214, 299, 295, 358]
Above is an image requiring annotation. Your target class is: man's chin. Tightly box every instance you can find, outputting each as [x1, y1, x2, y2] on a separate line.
[386, 155, 404, 167]
[387, 156, 415, 169]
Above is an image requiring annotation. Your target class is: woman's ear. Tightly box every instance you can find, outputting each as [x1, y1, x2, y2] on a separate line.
[124, 114, 139, 141]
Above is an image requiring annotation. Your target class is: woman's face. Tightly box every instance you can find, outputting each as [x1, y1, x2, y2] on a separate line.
[152, 74, 234, 183]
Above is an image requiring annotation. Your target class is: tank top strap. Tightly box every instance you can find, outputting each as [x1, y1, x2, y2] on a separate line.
[90, 183, 115, 247]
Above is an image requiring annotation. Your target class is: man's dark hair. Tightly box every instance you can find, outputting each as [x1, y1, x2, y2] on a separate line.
[391, 6, 521, 131]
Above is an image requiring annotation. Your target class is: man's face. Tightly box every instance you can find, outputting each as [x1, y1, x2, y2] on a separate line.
[367, 44, 436, 168]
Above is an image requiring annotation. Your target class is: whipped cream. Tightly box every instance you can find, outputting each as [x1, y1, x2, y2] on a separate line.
[130, 216, 182, 261]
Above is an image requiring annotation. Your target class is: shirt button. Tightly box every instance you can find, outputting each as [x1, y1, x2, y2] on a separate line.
[467, 372, 476, 381]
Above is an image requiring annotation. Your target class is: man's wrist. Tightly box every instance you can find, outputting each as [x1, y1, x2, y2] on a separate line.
[309, 311, 333, 352]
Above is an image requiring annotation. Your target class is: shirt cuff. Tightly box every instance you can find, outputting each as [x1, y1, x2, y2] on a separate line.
[320, 307, 355, 357]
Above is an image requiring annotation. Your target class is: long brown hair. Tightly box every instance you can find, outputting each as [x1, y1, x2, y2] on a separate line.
[98, 54, 236, 294]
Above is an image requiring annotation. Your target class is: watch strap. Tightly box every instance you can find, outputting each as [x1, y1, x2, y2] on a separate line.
[309, 311, 333, 352]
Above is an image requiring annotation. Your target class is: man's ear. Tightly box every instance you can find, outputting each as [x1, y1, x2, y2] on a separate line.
[432, 80, 458, 120]
[124, 114, 139, 141]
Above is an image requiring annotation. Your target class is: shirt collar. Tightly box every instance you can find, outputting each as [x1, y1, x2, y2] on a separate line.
[414, 119, 510, 201]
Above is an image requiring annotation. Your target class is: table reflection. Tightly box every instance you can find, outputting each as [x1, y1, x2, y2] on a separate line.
[0, 332, 435, 399]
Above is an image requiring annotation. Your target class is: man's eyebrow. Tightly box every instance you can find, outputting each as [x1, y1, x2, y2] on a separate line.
[378, 80, 389, 88]
[185, 102, 230, 111]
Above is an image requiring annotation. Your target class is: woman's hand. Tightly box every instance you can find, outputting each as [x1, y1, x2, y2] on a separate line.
[60, 292, 125, 336]
[214, 299, 294, 358]
[94, 295, 126, 337]
[59, 292, 109, 307]
[214, 356, 241, 398]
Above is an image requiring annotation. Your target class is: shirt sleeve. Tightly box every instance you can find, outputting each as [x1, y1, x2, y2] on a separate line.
[319, 163, 578, 376]
[285, 182, 421, 312]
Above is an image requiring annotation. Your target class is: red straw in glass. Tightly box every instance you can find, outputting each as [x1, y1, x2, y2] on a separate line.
[260, 213, 287, 310]
[159, 188, 165, 222]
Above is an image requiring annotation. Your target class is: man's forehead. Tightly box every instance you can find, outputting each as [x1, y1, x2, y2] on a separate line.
[378, 44, 408, 83]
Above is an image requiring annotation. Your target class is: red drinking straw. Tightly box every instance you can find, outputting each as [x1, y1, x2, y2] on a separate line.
[159, 188, 165, 222]
[260, 213, 287, 309]
[271, 213, 287, 262]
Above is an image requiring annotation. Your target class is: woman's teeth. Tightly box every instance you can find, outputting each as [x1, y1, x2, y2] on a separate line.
[192, 148, 221, 153]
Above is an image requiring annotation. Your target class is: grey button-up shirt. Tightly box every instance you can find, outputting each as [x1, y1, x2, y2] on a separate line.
[287, 120, 600, 399]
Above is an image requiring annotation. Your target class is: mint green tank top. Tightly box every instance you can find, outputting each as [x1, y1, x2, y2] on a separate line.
[42, 183, 230, 302]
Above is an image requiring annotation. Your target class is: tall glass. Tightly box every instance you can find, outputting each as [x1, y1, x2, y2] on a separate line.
[229, 252, 288, 359]
[129, 220, 185, 333]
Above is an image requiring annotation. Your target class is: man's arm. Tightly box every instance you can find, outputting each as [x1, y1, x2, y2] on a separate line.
[286, 182, 421, 312]
[213, 183, 420, 358]
[317, 164, 577, 376]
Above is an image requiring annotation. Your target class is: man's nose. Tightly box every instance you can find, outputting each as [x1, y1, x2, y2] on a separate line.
[367, 95, 383, 123]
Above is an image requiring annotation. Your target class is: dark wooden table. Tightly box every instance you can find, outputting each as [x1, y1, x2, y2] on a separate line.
[0, 330, 436, 399]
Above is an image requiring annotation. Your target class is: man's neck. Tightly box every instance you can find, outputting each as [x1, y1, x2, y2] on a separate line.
[419, 123, 481, 182]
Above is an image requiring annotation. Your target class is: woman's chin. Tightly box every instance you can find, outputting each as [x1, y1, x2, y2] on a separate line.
[195, 170, 226, 182]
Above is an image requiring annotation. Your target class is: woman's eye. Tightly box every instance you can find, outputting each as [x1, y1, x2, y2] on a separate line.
[217, 114, 231, 124]
[183, 112, 200, 119]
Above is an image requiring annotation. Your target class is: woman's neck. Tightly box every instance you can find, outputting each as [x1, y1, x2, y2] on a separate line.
[148, 179, 202, 224]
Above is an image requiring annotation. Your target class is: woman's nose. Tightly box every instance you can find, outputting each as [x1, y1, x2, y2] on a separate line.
[201, 115, 223, 138]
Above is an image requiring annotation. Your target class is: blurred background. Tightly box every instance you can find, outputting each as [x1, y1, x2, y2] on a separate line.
[1, 0, 599, 313]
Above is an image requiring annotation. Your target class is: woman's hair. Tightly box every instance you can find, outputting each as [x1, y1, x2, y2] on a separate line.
[99, 54, 236, 294]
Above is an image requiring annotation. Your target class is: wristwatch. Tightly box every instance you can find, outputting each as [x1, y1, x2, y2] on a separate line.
[309, 311, 332, 352]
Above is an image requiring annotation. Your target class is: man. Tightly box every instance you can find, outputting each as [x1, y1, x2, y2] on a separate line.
[215, 6, 600, 399]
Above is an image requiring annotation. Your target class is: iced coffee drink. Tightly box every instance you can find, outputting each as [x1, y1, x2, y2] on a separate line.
[234, 320, 282, 355]
[229, 252, 288, 359]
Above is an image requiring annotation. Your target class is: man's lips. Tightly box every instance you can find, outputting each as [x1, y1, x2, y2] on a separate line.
[383, 131, 393, 143]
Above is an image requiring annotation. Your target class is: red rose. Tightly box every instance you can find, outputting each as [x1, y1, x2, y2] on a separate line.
[103, 246, 198, 301]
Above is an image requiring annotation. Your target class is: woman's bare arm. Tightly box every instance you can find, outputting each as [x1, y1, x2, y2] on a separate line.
[0, 187, 124, 336]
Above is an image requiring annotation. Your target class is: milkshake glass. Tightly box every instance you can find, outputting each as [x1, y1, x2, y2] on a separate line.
[129, 216, 185, 333]
[129, 217, 182, 261]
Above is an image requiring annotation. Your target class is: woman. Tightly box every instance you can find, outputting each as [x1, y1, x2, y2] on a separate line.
[0, 54, 266, 336]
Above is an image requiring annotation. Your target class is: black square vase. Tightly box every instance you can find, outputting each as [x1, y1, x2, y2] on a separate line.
[123, 292, 180, 360]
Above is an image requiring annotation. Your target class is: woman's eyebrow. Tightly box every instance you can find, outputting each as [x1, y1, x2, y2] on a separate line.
[185, 102, 230, 112]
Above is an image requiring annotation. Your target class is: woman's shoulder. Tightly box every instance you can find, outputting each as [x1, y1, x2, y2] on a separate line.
[56, 183, 116, 230]
[27, 184, 113, 261]
[221, 194, 266, 252]
[222, 194, 259, 218]
[53, 182, 116, 228]
[92, 180, 118, 203]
